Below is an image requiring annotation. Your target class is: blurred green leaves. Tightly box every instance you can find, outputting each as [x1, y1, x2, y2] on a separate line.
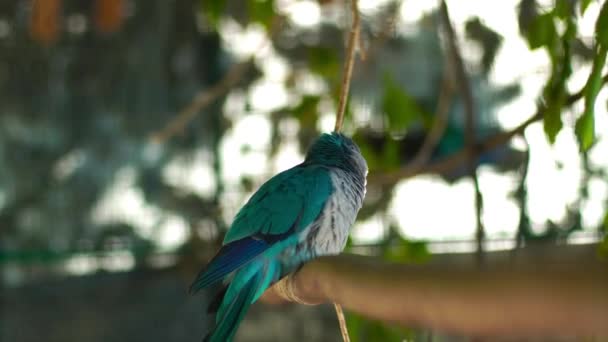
[596, 1, 608, 46]
[522, 1, 608, 149]
[200, 0, 224, 27]
[521, 5, 572, 144]
[599, 211, 608, 258]
[576, 2, 608, 150]
[382, 74, 426, 133]
[308, 47, 341, 81]
[248, 0, 275, 30]
[575, 47, 601, 150]
[200, 0, 275, 31]
[351, 74, 429, 173]
[465, 17, 503, 75]
[526, 12, 557, 50]
[357, 138, 401, 172]
[579, 0, 593, 15]
[292, 95, 320, 128]
[346, 312, 413, 342]
[383, 238, 430, 263]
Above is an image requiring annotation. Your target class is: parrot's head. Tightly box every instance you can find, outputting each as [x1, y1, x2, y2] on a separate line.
[305, 132, 368, 182]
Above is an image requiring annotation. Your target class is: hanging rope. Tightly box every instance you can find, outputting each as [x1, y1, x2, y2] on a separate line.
[332, 0, 362, 340]
[334, 0, 361, 133]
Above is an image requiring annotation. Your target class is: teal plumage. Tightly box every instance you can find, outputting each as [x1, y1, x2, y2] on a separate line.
[190, 132, 368, 341]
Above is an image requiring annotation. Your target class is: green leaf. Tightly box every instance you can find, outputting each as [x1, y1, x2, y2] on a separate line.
[347, 312, 412, 342]
[381, 74, 425, 132]
[248, 0, 275, 31]
[381, 139, 400, 171]
[308, 47, 341, 81]
[580, 0, 592, 15]
[576, 44, 608, 150]
[465, 17, 503, 75]
[596, 0, 608, 46]
[355, 140, 381, 172]
[201, 0, 225, 27]
[346, 312, 364, 342]
[599, 231, 608, 260]
[543, 99, 564, 144]
[291, 95, 320, 128]
[555, 0, 573, 19]
[526, 12, 557, 50]
[542, 18, 574, 145]
[384, 238, 430, 263]
[599, 208, 608, 258]
[575, 108, 594, 150]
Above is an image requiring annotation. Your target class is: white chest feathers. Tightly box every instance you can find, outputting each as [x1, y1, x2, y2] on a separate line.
[307, 168, 366, 256]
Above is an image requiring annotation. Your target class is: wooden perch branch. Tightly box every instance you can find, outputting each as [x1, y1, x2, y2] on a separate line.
[262, 248, 608, 337]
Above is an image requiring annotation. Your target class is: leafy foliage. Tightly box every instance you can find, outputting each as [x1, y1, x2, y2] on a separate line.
[526, 12, 558, 50]
[576, 1, 608, 150]
[465, 17, 503, 75]
[201, 0, 225, 27]
[308, 47, 342, 82]
[346, 312, 414, 342]
[520, 0, 608, 148]
[248, 0, 275, 30]
[381, 74, 426, 133]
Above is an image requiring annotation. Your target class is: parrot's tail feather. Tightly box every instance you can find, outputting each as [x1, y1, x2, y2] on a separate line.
[207, 285, 228, 314]
[189, 238, 269, 294]
[204, 272, 262, 342]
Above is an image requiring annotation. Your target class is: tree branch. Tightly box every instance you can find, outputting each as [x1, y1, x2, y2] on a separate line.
[369, 74, 608, 186]
[262, 248, 608, 337]
[440, 1, 476, 146]
[408, 60, 454, 169]
[440, 0, 485, 260]
[150, 17, 283, 143]
[150, 58, 253, 143]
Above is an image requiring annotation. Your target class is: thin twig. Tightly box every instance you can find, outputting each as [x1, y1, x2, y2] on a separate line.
[408, 61, 454, 168]
[150, 59, 253, 143]
[151, 17, 283, 143]
[514, 136, 530, 251]
[334, 0, 361, 133]
[439, 2, 475, 146]
[439, 0, 485, 260]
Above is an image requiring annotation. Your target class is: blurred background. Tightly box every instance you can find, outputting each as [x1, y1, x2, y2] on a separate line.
[1, 0, 607, 341]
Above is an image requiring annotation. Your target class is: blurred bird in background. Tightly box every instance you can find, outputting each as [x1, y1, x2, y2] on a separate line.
[190, 132, 368, 341]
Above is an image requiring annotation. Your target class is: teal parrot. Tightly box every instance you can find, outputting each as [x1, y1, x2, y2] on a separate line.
[190, 132, 368, 341]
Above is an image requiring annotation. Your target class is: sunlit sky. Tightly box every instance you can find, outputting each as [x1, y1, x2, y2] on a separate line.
[92, 0, 607, 254]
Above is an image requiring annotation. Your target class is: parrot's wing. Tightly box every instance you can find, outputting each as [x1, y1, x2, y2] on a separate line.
[224, 164, 333, 243]
[189, 165, 332, 293]
[189, 237, 269, 293]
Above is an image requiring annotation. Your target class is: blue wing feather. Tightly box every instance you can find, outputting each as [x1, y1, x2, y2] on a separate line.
[189, 238, 268, 294]
[223, 165, 333, 244]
